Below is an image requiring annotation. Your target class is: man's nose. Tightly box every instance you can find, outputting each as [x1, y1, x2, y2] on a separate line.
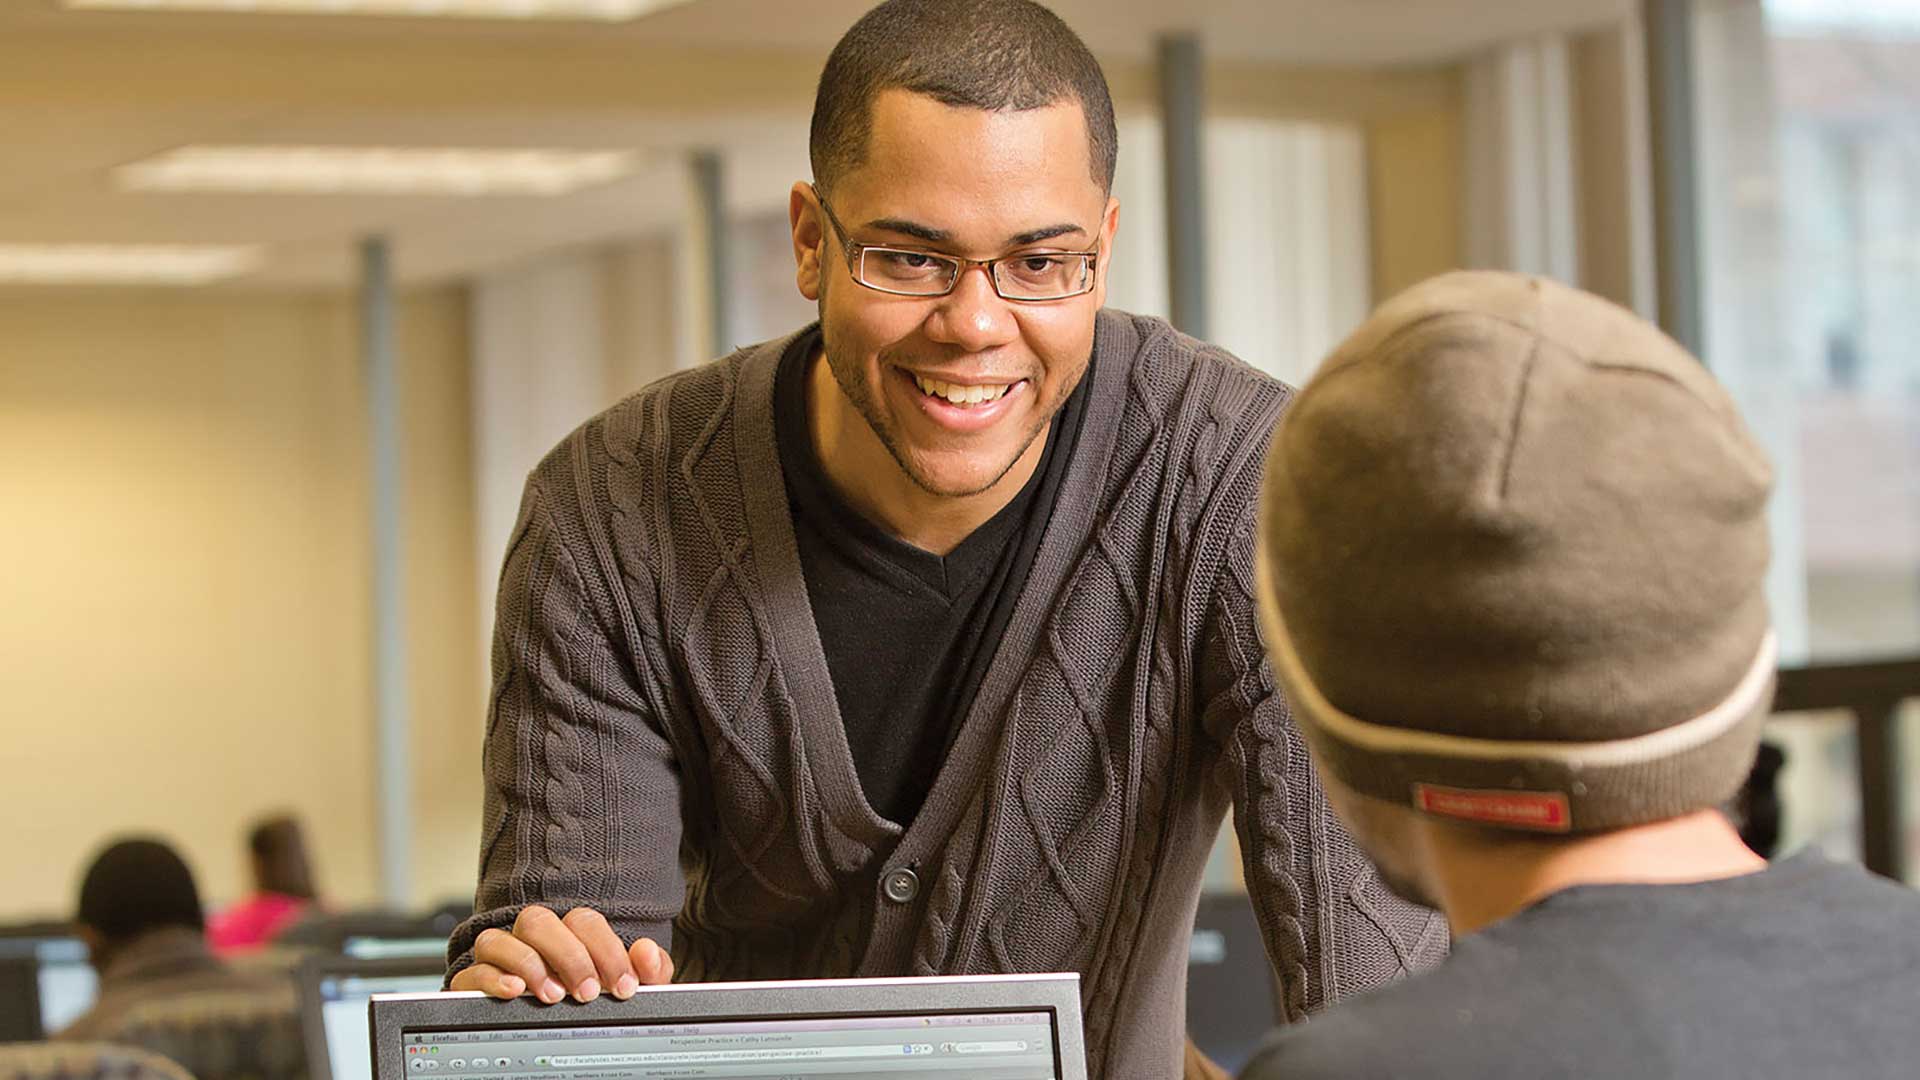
[922, 264, 1019, 353]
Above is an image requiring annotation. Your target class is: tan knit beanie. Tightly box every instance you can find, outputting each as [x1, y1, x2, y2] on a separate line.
[1255, 271, 1775, 834]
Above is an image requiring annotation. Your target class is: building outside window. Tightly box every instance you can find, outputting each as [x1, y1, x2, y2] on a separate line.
[1692, 0, 1920, 877]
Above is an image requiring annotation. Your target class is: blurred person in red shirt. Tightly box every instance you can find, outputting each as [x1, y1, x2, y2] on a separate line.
[206, 815, 318, 952]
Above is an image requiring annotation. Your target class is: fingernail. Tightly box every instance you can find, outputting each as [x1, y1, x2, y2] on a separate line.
[541, 978, 565, 1003]
[500, 976, 525, 997]
[616, 973, 638, 998]
[575, 978, 600, 1002]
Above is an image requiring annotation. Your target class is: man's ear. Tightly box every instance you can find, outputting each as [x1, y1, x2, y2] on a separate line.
[1091, 194, 1120, 309]
[790, 182, 827, 302]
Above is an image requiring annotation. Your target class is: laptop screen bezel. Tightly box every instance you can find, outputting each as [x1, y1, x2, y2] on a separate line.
[368, 972, 1085, 1080]
[0, 935, 97, 1039]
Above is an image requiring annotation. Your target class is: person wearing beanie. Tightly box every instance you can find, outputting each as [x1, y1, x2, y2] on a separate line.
[1241, 271, 1920, 1080]
[57, 837, 281, 1040]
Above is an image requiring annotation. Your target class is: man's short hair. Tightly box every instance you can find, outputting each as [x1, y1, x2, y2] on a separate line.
[78, 837, 204, 944]
[809, 0, 1118, 197]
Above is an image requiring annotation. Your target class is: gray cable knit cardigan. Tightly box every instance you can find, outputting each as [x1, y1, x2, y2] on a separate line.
[449, 310, 1448, 1078]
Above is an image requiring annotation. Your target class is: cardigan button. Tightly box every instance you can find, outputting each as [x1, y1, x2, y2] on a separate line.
[882, 866, 921, 904]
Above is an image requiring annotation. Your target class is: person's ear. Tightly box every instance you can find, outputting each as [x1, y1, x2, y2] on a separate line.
[790, 182, 827, 302]
[76, 924, 107, 970]
[1091, 195, 1120, 309]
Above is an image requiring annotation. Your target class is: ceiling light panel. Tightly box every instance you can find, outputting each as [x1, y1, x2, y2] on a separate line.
[117, 146, 640, 197]
[64, 0, 690, 21]
[0, 245, 260, 285]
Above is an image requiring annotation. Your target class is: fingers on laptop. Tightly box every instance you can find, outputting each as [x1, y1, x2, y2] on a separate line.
[460, 911, 668, 1004]
[471, 919, 566, 1004]
[450, 960, 526, 1000]
[562, 907, 638, 1000]
[629, 936, 674, 985]
[511, 905, 607, 1003]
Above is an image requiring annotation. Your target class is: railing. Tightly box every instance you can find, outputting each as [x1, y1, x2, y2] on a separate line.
[1773, 659, 1919, 880]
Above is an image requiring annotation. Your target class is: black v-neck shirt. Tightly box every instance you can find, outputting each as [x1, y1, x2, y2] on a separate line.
[773, 328, 1091, 827]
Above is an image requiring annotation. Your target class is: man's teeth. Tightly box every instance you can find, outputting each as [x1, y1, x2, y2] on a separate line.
[913, 374, 1013, 406]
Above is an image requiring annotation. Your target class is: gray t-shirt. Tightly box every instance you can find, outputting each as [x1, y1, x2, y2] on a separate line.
[1242, 853, 1920, 1080]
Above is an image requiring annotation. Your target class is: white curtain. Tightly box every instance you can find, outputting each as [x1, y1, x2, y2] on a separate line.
[1205, 118, 1371, 388]
[1110, 112, 1372, 389]
[1464, 33, 1583, 282]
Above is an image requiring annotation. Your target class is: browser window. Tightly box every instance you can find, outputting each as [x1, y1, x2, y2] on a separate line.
[399, 1010, 1059, 1080]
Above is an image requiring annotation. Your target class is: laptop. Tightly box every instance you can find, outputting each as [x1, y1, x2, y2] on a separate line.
[0, 935, 98, 1039]
[343, 935, 455, 960]
[370, 972, 1085, 1080]
[300, 954, 449, 1080]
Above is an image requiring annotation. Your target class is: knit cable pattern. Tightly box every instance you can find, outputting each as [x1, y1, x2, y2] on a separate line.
[448, 312, 1447, 1077]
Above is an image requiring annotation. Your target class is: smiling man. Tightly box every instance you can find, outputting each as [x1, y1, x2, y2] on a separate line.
[446, 2, 1443, 1076]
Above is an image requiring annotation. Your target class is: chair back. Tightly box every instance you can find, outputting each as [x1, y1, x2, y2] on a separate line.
[88, 982, 306, 1080]
[0, 1042, 197, 1080]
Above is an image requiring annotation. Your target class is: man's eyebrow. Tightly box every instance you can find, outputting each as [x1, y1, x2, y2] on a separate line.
[864, 218, 950, 244]
[860, 219, 1089, 248]
[1008, 223, 1087, 246]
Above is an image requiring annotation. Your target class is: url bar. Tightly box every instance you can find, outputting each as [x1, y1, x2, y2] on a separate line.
[545, 1045, 934, 1067]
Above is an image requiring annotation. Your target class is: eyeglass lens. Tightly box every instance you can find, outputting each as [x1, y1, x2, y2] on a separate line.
[856, 248, 1092, 299]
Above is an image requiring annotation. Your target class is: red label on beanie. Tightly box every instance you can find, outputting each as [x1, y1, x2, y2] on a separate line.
[1413, 783, 1572, 832]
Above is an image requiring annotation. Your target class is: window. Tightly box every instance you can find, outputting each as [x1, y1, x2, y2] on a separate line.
[1690, 0, 1920, 874]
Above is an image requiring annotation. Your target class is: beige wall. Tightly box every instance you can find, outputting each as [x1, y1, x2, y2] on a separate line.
[1574, 17, 1657, 317]
[1367, 98, 1467, 301]
[1205, 59, 1469, 304]
[0, 286, 481, 922]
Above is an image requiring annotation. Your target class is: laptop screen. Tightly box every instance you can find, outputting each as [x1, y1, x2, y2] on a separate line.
[34, 937, 98, 1035]
[343, 936, 453, 960]
[322, 972, 450, 1080]
[397, 1009, 1060, 1080]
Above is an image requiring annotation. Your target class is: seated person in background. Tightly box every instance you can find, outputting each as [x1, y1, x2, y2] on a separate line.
[59, 838, 281, 1041]
[207, 815, 319, 952]
[1242, 271, 1920, 1079]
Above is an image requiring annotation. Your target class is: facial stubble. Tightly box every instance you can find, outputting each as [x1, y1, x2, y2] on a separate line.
[815, 287, 1072, 500]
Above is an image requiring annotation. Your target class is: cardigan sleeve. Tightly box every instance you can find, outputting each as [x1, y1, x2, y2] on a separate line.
[446, 478, 686, 981]
[1196, 463, 1449, 1021]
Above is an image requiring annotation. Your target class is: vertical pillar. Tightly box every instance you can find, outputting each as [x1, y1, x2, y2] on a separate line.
[691, 150, 731, 356]
[362, 234, 412, 908]
[1158, 34, 1209, 341]
[1644, 0, 1704, 354]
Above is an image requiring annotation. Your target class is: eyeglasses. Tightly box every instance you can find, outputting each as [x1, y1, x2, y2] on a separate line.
[816, 196, 1098, 302]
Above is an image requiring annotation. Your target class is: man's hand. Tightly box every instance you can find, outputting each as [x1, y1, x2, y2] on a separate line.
[449, 905, 675, 1003]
